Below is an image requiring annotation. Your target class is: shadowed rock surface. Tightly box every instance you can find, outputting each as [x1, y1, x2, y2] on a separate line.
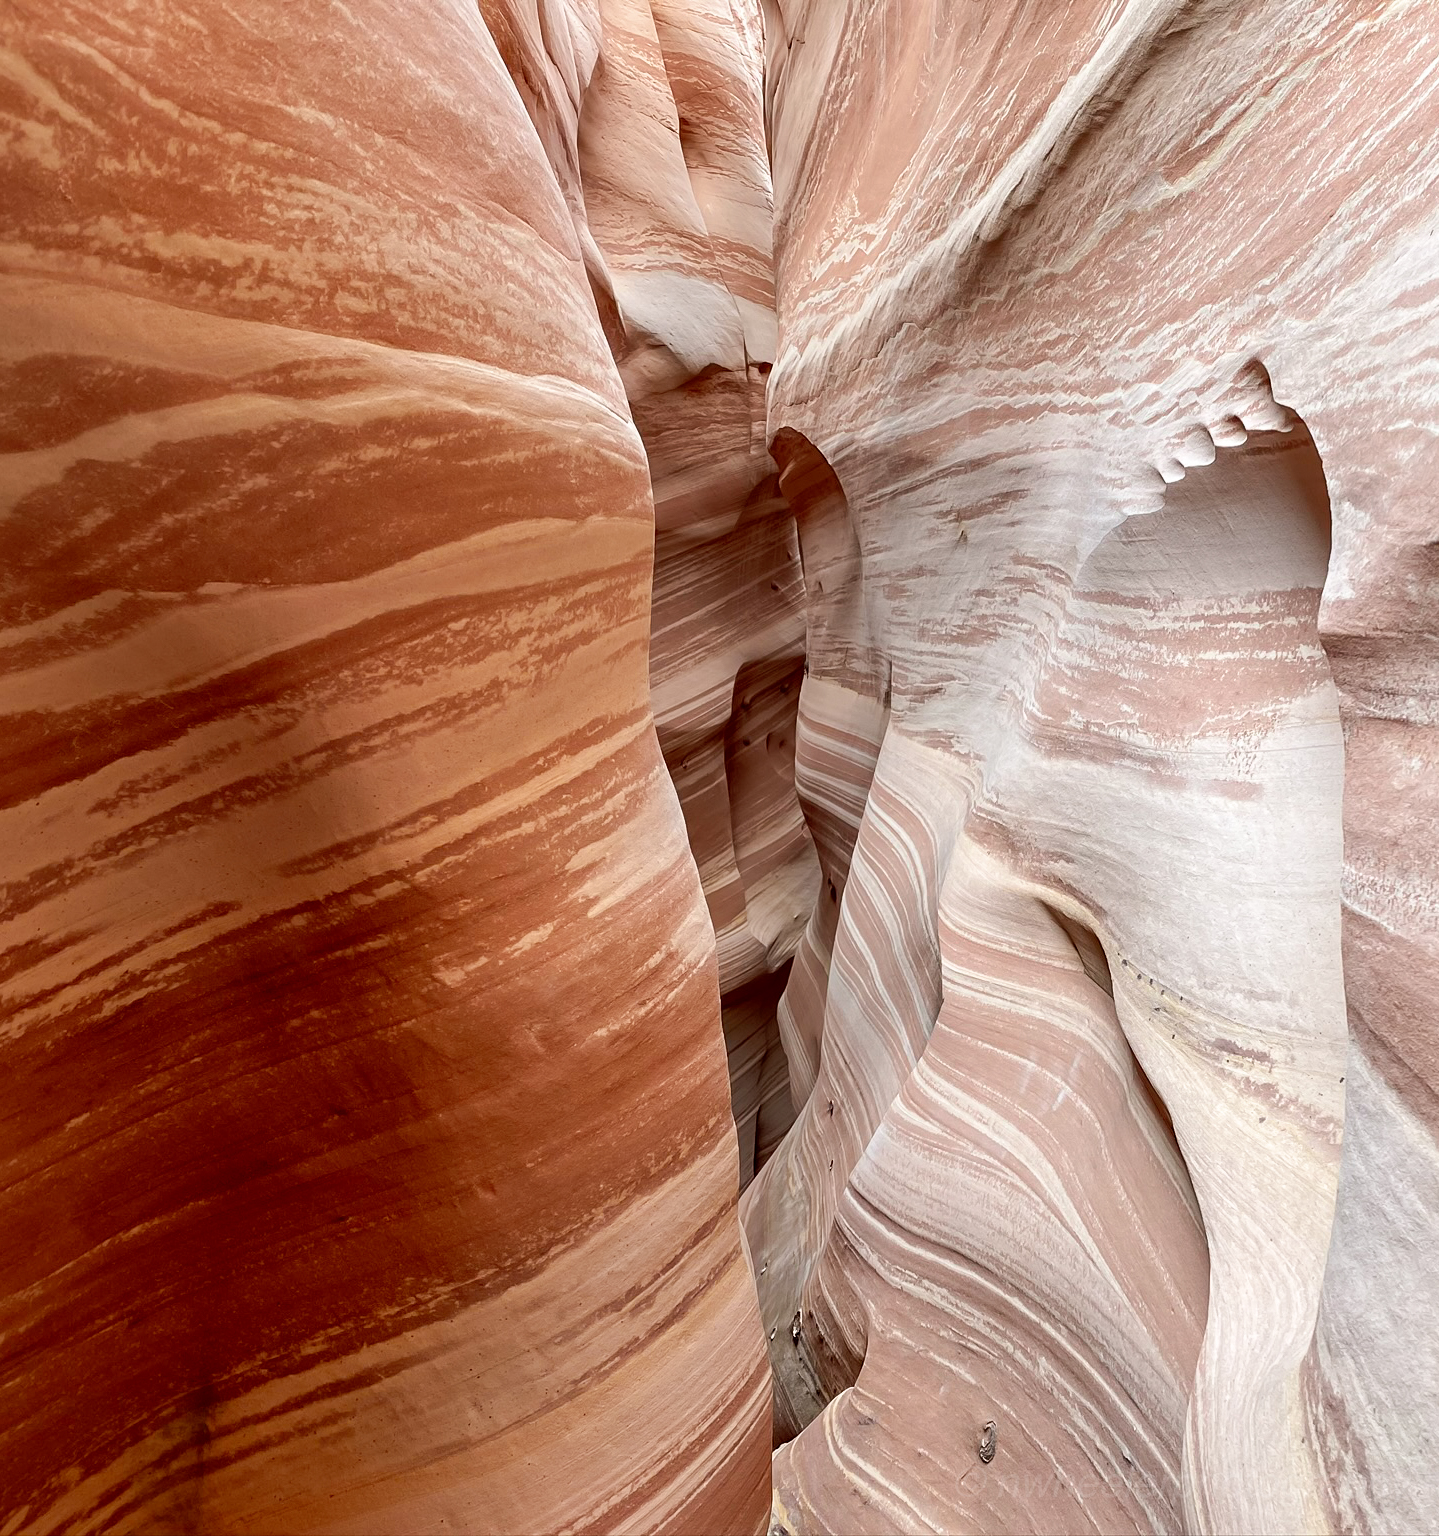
[0, 2, 775, 1529]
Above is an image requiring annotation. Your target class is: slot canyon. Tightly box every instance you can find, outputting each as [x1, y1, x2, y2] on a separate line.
[1, 1, 1437, 1532]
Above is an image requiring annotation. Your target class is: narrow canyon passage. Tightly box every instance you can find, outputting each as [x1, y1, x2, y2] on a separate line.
[2, 2, 1438, 1535]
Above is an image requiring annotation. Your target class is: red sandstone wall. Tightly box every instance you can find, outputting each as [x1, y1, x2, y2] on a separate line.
[577, 0, 814, 1185]
[5, 2, 1439, 1533]
[0, 2, 771, 1530]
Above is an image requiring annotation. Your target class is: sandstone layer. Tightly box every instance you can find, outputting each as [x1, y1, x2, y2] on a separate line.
[750, 2, 1439, 1533]
[3, 1, 1439, 1534]
[0, 2, 772, 1530]
[577, 0, 814, 1186]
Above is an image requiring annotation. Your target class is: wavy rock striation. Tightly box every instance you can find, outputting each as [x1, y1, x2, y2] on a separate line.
[752, 1, 1439, 1533]
[0, 1, 774, 1530]
[578, 0, 815, 1185]
[3, 1, 1439, 1534]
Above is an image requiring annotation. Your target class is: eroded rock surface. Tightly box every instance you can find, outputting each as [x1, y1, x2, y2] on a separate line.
[748, 2, 1439, 1533]
[0, 2, 772, 1530]
[3, 1, 1439, 1534]
[577, 0, 813, 1186]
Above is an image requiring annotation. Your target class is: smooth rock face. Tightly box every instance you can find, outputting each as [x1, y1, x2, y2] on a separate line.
[0, 2, 771, 1530]
[580, 0, 813, 1181]
[751, 0, 1439, 1532]
[4, 1, 1439, 1534]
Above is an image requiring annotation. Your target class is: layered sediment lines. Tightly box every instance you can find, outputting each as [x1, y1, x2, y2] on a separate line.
[751, 1, 1439, 1532]
[0, 2, 771, 1530]
[581, 0, 814, 1180]
[5, 2, 1439, 1533]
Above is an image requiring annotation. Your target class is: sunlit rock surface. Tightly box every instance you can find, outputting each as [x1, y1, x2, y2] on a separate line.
[750, 2, 1439, 1534]
[0, 2, 771, 1530]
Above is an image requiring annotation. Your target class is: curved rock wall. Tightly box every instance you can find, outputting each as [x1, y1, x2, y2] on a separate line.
[0, 1, 772, 1530]
[577, 0, 814, 1183]
[753, 1, 1439, 1532]
[4, 0, 1438, 1532]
